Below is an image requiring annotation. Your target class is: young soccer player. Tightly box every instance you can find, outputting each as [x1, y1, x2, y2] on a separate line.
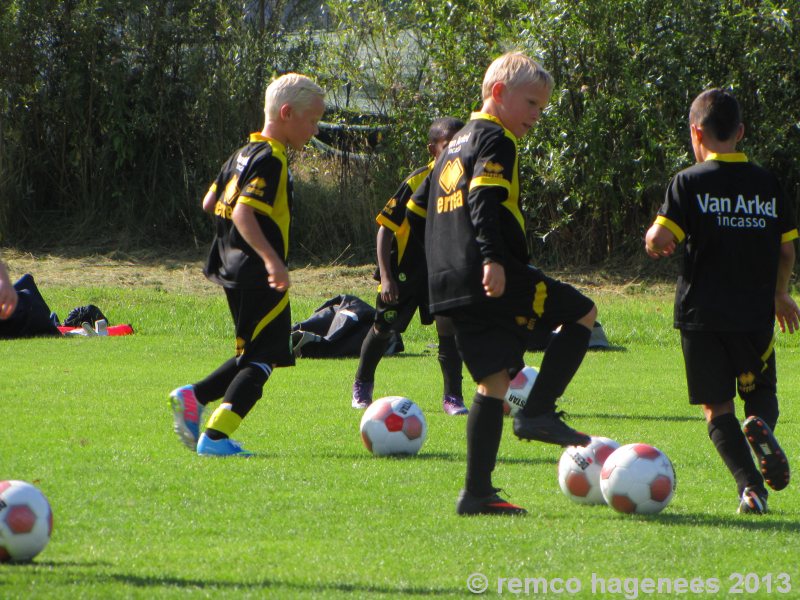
[645, 88, 798, 514]
[0, 260, 19, 320]
[169, 73, 325, 457]
[352, 117, 469, 416]
[419, 52, 596, 515]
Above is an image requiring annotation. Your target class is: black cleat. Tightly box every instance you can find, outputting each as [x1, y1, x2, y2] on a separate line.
[513, 411, 590, 446]
[743, 416, 790, 491]
[737, 485, 768, 515]
[456, 488, 527, 516]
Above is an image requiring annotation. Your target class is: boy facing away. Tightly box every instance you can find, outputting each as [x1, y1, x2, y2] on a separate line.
[645, 88, 798, 513]
[352, 117, 468, 416]
[169, 73, 325, 457]
[417, 52, 596, 515]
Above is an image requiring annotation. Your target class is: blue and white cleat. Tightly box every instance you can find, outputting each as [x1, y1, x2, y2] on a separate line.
[169, 385, 204, 451]
[196, 433, 254, 457]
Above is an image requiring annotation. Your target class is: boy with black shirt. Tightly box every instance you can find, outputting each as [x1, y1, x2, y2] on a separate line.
[169, 73, 325, 457]
[352, 117, 468, 416]
[419, 52, 597, 515]
[645, 88, 798, 513]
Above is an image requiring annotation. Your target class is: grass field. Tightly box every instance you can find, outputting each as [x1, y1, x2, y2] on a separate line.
[1, 252, 799, 599]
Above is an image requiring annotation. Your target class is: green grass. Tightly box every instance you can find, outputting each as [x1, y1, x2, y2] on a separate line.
[1, 278, 799, 599]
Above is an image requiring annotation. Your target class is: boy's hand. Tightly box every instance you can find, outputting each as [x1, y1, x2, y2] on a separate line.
[644, 223, 677, 259]
[0, 285, 17, 320]
[775, 291, 800, 334]
[380, 276, 399, 304]
[482, 261, 505, 297]
[266, 261, 290, 292]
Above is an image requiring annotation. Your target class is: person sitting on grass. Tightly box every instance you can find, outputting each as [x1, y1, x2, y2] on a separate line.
[169, 73, 325, 457]
[645, 88, 798, 514]
[351, 117, 469, 416]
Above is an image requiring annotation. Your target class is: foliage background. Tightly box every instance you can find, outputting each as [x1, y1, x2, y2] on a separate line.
[1, 0, 798, 267]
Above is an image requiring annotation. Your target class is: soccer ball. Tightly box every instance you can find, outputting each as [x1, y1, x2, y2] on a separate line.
[558, 436, 621, 505]
[503, 366, 538, 416]
[360, 396, 427, 456]
[600, 444, 676, 514]
[0, 480, 53, 562]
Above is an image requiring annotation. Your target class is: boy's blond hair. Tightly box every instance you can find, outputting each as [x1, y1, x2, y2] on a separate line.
[481, 51, 553, 100]
[264, 73, 325, 121]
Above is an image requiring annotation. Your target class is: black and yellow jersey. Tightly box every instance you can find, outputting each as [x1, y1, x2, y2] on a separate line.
[204, 132, 292, 289]
[375, 162, 432, 281]
[656, 153, 798, 331]
[422, 112, 528, 312]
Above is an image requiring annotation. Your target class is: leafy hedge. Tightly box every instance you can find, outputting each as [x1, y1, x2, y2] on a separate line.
[1, 0, 798, 267]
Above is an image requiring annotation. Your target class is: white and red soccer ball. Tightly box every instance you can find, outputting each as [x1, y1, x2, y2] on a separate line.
[600, 444, 676, 514]
[0, 480, 53, 562]
[503, 366, 538, 416]
[558, 436, 621, 505]
[360, 396, 427, 456]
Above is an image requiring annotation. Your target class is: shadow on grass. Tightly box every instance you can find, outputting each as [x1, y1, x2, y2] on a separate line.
[574, 412, 699, 423]
[107, 573, 460, 595]
[610, 511, 800, 532]
[306, 450, 552, 466]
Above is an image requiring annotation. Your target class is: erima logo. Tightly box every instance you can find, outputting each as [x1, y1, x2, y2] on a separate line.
[398, 399, 413, 415]
[439, 159, 464, 194]
[569, 449, 592, 471]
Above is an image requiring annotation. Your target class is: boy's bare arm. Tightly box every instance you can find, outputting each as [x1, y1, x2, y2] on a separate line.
[376, 226, 398, 303]
[231, 203, 289, 291]
[202, 188, 218, 214]
[775, 240, 799, 334]
[645, 223, 677, 258]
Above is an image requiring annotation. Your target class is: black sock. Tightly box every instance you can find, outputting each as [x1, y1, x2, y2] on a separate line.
[438, 334, 463, 397]
[223, 364, 270, 419]
[465, 393, 504, 496]
[744, 396, 779, 432]
[708, 413, 763, 495]
[355, 327, 391, 382]
[522, 322, 591, 417]
[194, 357, 239, 404]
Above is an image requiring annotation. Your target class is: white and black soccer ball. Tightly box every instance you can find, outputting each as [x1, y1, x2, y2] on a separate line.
[0, 480, 53, 562]
[503, 366, 538, 416]
[600, 444, 676, 514]
[360, 396, 427, 456]
[558, 436, 621, 505]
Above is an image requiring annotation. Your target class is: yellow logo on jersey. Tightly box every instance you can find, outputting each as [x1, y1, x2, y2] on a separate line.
[738, 371, 756, 393]
[243, 177, 267, 198]
[439, 159, 464, 195]
[484, 161, 504, 176]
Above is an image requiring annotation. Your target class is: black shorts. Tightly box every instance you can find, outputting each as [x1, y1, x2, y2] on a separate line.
[224, 286, 295, 368]
[680, 329, 776, 405]
[448, 267, 594, 382]
[374, 275, 432, 333]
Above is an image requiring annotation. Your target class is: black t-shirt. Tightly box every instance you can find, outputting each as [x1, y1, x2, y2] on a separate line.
[375, 162, 432, 283]
[420, 112, 528, 312]
[204, 133, 293, 289]
[656, 153, 798, 331]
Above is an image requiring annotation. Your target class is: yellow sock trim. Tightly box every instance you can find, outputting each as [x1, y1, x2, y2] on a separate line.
[206, 405, 242, 437]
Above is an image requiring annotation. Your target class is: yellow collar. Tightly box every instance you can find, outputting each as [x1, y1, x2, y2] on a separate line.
[249, 132, 286, 153]
[706, 152, 748, 163]
[470, 112, 517, 144]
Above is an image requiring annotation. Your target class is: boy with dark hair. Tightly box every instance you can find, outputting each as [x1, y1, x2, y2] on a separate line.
[646, 88, 798, 514]
[352, 117, 468, 416]
[169, 73, 325, 457]
[419, 52, 596, 515]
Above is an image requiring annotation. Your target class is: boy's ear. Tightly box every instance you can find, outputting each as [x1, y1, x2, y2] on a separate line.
[427, 142, 436, 157]
[690, 123, 703, 144]
[279, 103, 293, 121]
[735, 122, 745, 142]
[490, 81, 506, 104]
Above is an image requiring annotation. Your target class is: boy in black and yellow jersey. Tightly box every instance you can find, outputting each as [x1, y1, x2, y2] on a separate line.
[646, 88, 799, 513]
[352, 117, 468, 416]
[169, 73, 325, 457]
[417, 52, 596, 515]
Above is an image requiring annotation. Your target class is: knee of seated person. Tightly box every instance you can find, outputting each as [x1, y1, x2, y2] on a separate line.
[577, 304, 597, 329]
[372, 323, 395, 339]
